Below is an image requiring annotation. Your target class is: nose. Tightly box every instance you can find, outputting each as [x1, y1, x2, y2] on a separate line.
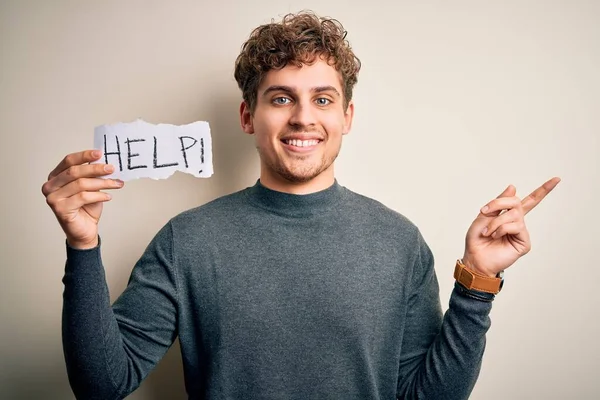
[288, 100, 317, 128]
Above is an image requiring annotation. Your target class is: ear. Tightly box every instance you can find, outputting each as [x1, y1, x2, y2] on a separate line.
[240, 101, 254, 135]
[342, 100, 355, 135]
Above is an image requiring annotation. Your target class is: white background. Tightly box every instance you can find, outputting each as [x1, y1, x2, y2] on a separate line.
[1, 1, 598, 398]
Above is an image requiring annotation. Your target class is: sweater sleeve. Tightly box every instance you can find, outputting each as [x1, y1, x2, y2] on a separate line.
[61, 222, 179, 400]
[396, 231, 493, 400]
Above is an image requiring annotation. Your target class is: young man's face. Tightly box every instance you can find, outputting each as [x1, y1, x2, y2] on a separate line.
[240, 58, 354, 191]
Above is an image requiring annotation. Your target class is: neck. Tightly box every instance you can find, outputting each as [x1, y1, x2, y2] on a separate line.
[259, 165, 335, 195]
[246, 175, 344, 218]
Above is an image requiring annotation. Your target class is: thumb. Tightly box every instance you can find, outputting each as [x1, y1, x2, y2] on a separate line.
[498, 184, 516, 199]
[479, 184, 516, 218]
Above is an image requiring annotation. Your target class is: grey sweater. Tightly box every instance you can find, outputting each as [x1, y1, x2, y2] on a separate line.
[62, 180, 493, 399]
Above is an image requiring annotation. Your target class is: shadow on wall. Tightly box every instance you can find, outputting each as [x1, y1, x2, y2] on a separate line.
[1, 359, 77, 400]
[207, 90, 260, 196]
[142, 339, 188, 399]
[137, 91, 258, 399]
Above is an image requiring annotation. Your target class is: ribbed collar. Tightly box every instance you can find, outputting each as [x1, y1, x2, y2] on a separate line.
[244, 179, 345, 218]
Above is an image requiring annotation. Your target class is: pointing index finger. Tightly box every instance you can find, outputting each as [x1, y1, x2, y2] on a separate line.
[521, 177, 561, 215]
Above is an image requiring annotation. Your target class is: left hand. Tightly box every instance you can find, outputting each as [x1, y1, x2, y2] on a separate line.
[462, 177, 561, 277]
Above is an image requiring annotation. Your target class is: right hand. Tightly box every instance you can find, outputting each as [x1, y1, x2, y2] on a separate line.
[42, 150, 125, 249]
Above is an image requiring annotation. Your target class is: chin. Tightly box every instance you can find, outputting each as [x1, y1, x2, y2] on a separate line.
[276, 161, 333, 183]
[278, 169, 321, 183]
[259, 148, 338, 184]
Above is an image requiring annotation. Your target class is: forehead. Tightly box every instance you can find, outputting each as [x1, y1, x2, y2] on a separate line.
[258, 59, 343, 94]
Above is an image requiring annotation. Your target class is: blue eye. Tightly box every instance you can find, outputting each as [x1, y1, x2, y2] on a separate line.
[273, 97, 291, 105]
[316, 98, 331, 106]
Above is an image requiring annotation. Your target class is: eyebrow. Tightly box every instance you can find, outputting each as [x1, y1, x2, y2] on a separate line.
[262, 85, 341, 98]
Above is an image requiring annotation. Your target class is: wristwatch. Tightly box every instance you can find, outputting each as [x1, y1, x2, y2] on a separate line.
[454, 259, 504, 294]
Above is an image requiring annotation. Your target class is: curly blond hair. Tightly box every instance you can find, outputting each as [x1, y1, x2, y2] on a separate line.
[234, 11, 361, 112]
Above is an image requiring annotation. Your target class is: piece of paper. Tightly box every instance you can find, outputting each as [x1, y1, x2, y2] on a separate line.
[92, 119, 213, 181]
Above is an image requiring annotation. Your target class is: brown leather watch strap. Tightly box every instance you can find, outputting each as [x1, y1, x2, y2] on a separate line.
[454, 259, 503, 294]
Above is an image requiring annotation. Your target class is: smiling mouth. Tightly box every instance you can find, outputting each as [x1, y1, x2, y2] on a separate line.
[281, 139, 322, 147]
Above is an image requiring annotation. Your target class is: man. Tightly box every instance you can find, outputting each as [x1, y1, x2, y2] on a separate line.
[42, 11, 559, 400]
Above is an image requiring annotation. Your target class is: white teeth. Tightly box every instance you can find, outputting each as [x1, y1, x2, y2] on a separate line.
[285, 139, 319, 147]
